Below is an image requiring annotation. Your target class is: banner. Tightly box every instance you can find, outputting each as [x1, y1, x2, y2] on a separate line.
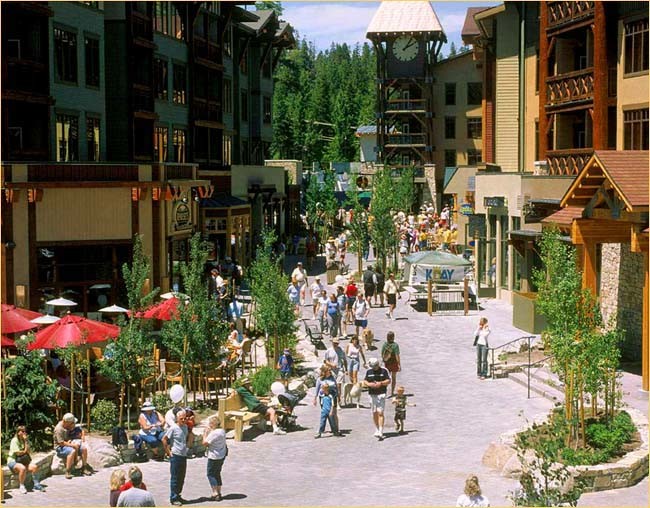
[410, 264, 470, 284]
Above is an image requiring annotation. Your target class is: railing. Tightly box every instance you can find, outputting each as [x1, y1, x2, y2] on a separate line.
[132, 14, 153, 41]
[546, 148, 593, 175]
[523, 354, 556, 399]
[546, 68, 594, 106]
[192, 97, 222, 123]
[547, 1, 594, 29]
[488, 335, 538, 380]
[385, 98, 427, 112]
[385, 133, 426, 146]
[194, 36, 221, 64]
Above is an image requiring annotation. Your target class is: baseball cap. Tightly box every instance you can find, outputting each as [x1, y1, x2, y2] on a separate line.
[368, 358, 379, 367]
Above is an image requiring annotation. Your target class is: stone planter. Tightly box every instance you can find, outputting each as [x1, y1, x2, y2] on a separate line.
[483, 408, 649, 493]
[512, 291, 547, 334]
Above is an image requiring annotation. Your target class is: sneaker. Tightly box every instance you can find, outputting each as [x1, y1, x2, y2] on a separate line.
[273, 428, 286, 435]
[33, 484, 45, 491]
[19, 485, 27, 494]
[171, 499, 183, 506]
[65, 471, 73, 480]
[373, 429, 381, 437]
[385, 312, 390, 318]
[378, 434, 385, 441]
[314, 433, 321, 439]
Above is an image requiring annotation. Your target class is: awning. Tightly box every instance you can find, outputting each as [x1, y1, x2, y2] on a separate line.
[200, 194, 249, 208]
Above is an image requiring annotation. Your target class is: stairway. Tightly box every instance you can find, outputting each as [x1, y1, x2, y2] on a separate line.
[506, 363, 565, 402]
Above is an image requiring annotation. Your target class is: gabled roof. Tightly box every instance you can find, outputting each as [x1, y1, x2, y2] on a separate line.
[541, 206, 584, 228]
[367, 1, 445, 37]
[561, 150, 649, 212]
[461, 7, 489, 39]
[241, 9, 275, 34]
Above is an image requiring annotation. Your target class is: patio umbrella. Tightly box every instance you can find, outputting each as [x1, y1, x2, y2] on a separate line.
[28, 313, 120, 424]
[142, 297, 182, 321]
[46, 297, 78, 307]
[160, 292, 189, 301]
[1, 304, 43, 321]
[98, 305, 129, 313]
[1, 335, 15, 347]
[1, 304, 38, 334]
[31, 314, 61, 325]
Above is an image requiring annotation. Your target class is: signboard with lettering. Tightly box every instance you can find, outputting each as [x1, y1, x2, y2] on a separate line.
[169, 198, 193, 235]
[410, 264, 471, 284]
[484, 196, 505, 208]
[459, 202, 474, 216]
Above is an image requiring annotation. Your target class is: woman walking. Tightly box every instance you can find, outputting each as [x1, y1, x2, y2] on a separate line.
[345, 336, 367, 385]
[326, 293, 341, 338]
[202, 415, 227, 501]
[474, 317, 491, 379]
[383, 273, 401, 320]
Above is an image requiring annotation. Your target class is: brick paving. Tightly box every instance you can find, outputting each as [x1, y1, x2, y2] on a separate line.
[4, 252, 648, 507]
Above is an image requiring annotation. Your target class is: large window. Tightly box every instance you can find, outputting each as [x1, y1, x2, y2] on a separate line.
[172, 128, 186, 162]
[224, 26, 232, 57]
[86, 116, 100, 161]
[444, 116, 455, 139]
[624, 18, 649, 74]
[263, 96, 272, 124]
[467, 117, 482, 139]
[154, 58, 168, 100]
[445, 83, 456, 105]
[84, 36, 100, 87]
[444, 149, 457, 168]
[56, 114, 79, 161]
[172, 63, 186, 104]
[153, 1, 169, 35]
[467, 82, 482, 105]
[467, 148, 482, 166]
[624, 108, 649, 149]
[239, 39, 248, 74]
[154, 126, 168, 162]
[223, 134, 232, 165]
[241, 90, 248, 121]
[54, 27, 77, 83]
[224, 79, 232, 113]
[171, 4, 184, 40]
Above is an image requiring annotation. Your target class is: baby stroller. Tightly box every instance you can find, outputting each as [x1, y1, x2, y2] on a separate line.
[276, 389, 306, 432]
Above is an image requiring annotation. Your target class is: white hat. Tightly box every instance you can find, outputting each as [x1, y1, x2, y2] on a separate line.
[141, 401, 156, 411]
[63, 412, 77, 423]
[368, 358, 379, 367]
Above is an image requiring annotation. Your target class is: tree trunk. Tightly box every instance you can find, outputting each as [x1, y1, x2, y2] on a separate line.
[579, 366, 586, 448]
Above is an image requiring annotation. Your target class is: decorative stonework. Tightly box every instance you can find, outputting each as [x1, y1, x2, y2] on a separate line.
[423, 164, 437, 210]
[599, 243, 644, 360]
[482, 408, 649, 493]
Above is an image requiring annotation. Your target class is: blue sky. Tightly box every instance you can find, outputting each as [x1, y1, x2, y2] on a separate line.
[279, 1, 500, 56]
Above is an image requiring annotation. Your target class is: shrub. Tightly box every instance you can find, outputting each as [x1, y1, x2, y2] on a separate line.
[91, 399, 118, 433]
[251, 367, 277, 397]
[150, 393, 173, 415]
[585, 411, 635, 457]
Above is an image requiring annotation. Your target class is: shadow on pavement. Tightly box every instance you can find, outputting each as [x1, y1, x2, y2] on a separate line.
[222, 493, 248, 501]
[382, 429, 420, 439]
[183, 495, 218, 504]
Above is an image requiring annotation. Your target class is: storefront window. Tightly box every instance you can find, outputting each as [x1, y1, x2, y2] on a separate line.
[512, 217, 522, 292]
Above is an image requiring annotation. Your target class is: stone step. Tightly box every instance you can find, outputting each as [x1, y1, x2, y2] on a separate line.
[529, 366, 565, 392]
[508, 371, 565, 402]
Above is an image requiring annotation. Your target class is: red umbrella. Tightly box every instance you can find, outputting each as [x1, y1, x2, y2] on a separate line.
[142, 297, 182, 321]
[2, 304, 43, 321]
[1, 304, 39, 334]
[1, 335, 15, 347]
[27, 314, 120, 351]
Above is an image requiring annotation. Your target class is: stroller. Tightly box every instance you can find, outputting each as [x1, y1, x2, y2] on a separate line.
[276, 389, 306, 432]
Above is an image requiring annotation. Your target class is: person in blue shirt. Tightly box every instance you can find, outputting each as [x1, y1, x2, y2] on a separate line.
[276, 348, 294, 387]
[314, 383, 340, 438]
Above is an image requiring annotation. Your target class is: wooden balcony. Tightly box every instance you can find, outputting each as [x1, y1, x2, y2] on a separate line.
[194, 36, 221, 65]
[547, 1, 594, 30]
[3, 59, 49, 96]
[385, 133, 426, 147]
[192, 97, 222, 124]
[546, 148, 593, 176]
[385, 98, 427, 113]
[546, 68, 594, 108]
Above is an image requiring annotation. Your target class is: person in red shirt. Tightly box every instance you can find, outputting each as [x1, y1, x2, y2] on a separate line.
[119, 466, 148, 492]
[344, 277, 358, 325]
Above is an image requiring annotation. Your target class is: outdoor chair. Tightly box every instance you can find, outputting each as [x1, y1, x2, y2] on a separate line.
[162, 360, 183, 391]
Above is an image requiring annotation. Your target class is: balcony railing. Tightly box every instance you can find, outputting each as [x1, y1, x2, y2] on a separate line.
[194, 36, 221, 64]
[385, 133, 427, 146]
[132, 86, 153, 112]
[132, 14, 153, 41]
[192, 98, 222, 124]
[546, 148, 593, 176]
[4, 60, 49, 95]
[548, 1, 594, 29]
[546, 68, 594, 106]
[385, 98, 427, 112]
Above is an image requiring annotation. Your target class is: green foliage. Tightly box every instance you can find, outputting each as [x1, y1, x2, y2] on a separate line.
[1, 345, 61, 452]
[584, 411, 635, 457]
[150, 393, 173, 415]
[369, 168, 398, 271]
[90, 399, 118, 433]
[345, 189, 370, 273]
[255, 1, 283, 15]
[250, 367, 277, 397]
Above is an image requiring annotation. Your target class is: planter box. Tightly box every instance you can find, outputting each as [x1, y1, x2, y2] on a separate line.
[513, 291, 547, 334]
[326, 268, 338, 285]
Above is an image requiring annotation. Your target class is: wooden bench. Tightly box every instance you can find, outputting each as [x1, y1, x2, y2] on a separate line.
[303, 321, 324, 348]
[218, 391, 267, 442]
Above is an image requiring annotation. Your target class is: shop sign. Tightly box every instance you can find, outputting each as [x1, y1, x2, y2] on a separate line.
[467, 214, 486, 238]
[484, 196, 505, 208]
[459, 202, 474, 216]
[171, 201, 193, 234]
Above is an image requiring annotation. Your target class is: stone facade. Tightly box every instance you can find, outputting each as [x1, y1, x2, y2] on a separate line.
[599, 243, 644, 361]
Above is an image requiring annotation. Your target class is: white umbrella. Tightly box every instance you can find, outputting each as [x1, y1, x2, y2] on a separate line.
[46, 298, 78, 306]
[160, 292, 190, 300]
[98, 305, 129, 313]
[30, 314, 61, 325]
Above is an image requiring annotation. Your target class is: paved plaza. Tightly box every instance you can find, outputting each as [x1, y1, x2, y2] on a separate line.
[3, 253, 648, 507]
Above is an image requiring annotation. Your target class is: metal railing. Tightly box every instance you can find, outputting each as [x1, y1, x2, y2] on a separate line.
[488, 335, 537, 379]
[523, 354, 555, 399]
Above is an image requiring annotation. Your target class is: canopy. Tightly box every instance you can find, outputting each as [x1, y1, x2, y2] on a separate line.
[46, 297, 78, 307]
[1, 304, 38, 334]
[98, 305, 129, 313]
[1, 335, 16, 348]
[142, 297, 182, 321]
[403, 250, 472, 285]
[27, 314, 119, 350]
[31, 314, 61, 325]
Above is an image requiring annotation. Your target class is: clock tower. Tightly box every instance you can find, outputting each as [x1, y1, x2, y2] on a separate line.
[367, 1, 446, 205]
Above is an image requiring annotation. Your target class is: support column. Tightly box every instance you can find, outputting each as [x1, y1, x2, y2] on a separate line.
[582, 241, 598, 293]
[538, 1, 549, 159]
[642, 251, 649, 391]
[592, 2, 608, 150]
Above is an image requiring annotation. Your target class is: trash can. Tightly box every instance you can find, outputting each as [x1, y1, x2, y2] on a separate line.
[326, 267, 338, 285]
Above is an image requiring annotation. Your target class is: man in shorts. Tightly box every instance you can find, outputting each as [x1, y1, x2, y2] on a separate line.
[323, 337, 347, 406]
[235, 378, 286, 435]
[53, 413, 92, 479]
[363, 358, 391, 440]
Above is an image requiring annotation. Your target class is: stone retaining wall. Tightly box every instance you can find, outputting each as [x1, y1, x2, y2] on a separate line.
[482, 408, 649, 493]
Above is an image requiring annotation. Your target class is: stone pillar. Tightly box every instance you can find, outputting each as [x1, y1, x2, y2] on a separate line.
[423, 164, 437, 211]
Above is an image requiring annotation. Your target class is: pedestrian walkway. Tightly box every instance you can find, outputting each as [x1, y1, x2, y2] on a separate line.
[4, 251, 647, 507]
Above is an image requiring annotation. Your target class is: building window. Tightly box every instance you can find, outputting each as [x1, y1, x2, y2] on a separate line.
[239, 39, 248, 74]
[624, 18, 649, 74]
[223, 134, 232, 165]
[54, 28, 77, 83]
[467, 148, 482, 166]
[467, 82, 482, 105]
[444, 116, 455, 139]
[224, 26, 232, 58]
[467, 117, 482, 139]
[241, 90, 248, 122]
[624, 108, 649, 150]
[445, 83, 456, 105]
[56, 114, 79, 161]
[154, 126, 168, 162]
[444, 149, 457, 168]
[224, 79, 232, 113]
[84, 37, 100, 87]
[242, 139, 249, 165]
[263, 96, 272, 124]
[173, 128, 186, 162]
[154, 1, 169, 35]
[154, 58, 168, 100]
[172, 63, 186, 104]
[86, 117, 100, 161]
[171, 4, 184, 40]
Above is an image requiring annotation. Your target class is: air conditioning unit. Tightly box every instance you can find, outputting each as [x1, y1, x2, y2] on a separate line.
[533, 160, 549, 175]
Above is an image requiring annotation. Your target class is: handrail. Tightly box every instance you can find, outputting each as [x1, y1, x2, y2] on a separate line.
[488, 335, 537, 380]
[524, 354, 555, 399]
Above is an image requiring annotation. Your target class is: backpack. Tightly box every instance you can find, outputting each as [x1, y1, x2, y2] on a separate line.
[111, 426, 128, 447]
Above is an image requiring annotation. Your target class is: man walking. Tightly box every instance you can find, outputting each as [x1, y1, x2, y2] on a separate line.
[323, 337, 347, 406]
[116, 467, 155, 507]
[363, 358, 391, 440]
[162, 409, 189, 506]
[291, 261, 308, 306]
[362, 266, 375, 307]
[381, 331, 401, 396]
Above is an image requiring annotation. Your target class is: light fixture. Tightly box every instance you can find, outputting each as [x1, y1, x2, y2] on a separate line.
[15, 284, 27, 308]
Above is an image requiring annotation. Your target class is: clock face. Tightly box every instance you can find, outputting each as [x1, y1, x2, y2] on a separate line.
[392, 36, 420, 62]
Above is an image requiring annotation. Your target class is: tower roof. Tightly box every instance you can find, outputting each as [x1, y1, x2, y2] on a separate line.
[366, 1, 445, 38]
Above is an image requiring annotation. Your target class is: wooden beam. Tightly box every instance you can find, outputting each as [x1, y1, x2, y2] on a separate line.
[642, 251, 649, 391]
[631, 227, 649, 253]
[572, 219, 634, 245]
[582, 241, 597, 292]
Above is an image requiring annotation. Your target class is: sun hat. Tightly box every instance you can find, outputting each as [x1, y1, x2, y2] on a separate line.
[141, 401, 156, 411]
[63, 413, 77, 423]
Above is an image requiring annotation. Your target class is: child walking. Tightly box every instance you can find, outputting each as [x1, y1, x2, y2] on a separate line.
[276, 348, 294, 387]
[315, 384, 340, 438]
[392, 386, 416, 434]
